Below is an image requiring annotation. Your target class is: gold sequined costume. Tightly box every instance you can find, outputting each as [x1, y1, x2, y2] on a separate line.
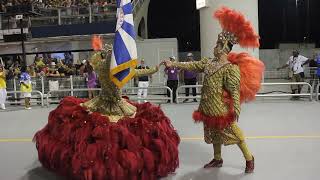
[82, 51, 158, 122]
[172, 58, 249, 150]
[168, 7, 263, 169]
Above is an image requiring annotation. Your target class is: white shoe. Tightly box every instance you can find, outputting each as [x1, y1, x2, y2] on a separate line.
[0, 104, 5, 110]
[25, 107, 32, 110]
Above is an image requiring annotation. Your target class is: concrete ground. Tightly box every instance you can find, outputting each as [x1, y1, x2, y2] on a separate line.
[0, 99, 320, 180]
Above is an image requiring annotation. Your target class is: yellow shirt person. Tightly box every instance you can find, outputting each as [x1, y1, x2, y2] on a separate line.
[0, 65, 7, 109]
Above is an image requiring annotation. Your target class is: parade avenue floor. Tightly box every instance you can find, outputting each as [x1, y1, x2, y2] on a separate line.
[0, 99, 320, 180]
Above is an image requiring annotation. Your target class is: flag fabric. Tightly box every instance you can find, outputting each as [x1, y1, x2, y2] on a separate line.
[110, 0, 138, 88]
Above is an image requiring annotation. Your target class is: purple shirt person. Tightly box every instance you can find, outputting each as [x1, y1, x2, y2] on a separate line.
[165, 67, 179, 80]
[165, 56, 179, 103]
[316, 54, 320, 77]
[86, 65, 97, 99]
[184, 70, 197, 80]
[182, 53, 198, 103]
[87, 71, 97, 88]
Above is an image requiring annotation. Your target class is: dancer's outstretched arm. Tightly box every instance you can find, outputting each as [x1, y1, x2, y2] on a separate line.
[163, 58, 207, 73]
[134, 65, 159, 77]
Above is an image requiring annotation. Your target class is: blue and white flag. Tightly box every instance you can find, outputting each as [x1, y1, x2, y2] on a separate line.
[110, 0, 138, 88]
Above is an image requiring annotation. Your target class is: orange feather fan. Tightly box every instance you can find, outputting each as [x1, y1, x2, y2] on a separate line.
[214, 6, 260, 48]
[228, 52, 265, 103]
[92, 35, 103, 51]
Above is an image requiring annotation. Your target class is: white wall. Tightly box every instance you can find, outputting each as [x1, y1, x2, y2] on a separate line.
[260, 48, 320, 70]
[136, 38, 178, 84]
[199, 0, 259, 58]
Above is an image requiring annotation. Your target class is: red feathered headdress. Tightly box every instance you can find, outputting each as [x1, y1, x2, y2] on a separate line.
[92, 35, 103, 51]
[214, 6, 260, 48]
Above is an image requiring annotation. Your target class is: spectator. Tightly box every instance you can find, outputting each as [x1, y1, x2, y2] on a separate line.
[27, 65, 37, 77]
[79, 60, 87, 76]
[38, 65, 49, 77]
[47, 62, 60, 77]
[65, 64, 76, 76]
[0, 65, 7, 110]
[47, 62, 60, 98]
[277, 50, 310, 100]
[183, 53, 198, 103]
[57, 61, 67, 77]
[136, 59, 150, 103]
[307, 53, 318, 93]
[316, 53, 320, 79]
[20, 66, 32, 110]
[164, 56, 179, 103]
[309, 53, 318, 78]
[86, 64, 97, 99]
[34, 57, 46, 69]
[13, 65, 21, 78]
[6, 67, 15, 80]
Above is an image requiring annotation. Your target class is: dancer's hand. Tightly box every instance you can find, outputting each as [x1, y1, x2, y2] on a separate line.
[163, 59, 173, 67]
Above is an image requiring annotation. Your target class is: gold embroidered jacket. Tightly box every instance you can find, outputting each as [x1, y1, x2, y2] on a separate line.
[173, 58, 241, 117]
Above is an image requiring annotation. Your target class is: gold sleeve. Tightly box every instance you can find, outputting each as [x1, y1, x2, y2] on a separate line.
[134, 66, 158, 77]
[172, 58, 207, 73]
[224, 65, 241, 117]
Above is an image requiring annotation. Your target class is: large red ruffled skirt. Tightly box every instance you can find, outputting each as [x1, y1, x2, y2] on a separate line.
[34, 96, 180, 180]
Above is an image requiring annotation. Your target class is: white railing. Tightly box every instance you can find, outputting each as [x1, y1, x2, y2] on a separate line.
[257, 82, 313, 101]
[46, 86, 172, 106]
[122, 86, 173, 103]
[264, 67, 318, 79]
[175, 82, 314, 102]
[46, 88, 101, 106]
[176, 85, 202, 104]
[5, 78, 318, 108]
[317, 83, 320, 101]
[6, 90, 44, 107]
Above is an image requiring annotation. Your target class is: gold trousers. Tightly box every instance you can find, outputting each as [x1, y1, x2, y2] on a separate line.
[205, 122, 253, 161]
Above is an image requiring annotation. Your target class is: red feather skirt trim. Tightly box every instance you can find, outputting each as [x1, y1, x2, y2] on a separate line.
[192, 111, 235, 130]
[33, 96, 180, 180]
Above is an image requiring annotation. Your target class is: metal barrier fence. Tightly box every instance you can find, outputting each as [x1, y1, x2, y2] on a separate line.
[122, 86, 173, 103]
[317, 83, 320, 101]
[46, 88, 101, 107]
[46, 86, 172, 106]
[257, 82, 313, 101]
[176, 85, 202, 104]
[176, 82, 314, 103]
[264, 67, 318, 80]
[6, 90, 44, 107]
[6, 76, 87, 96]
[3, 75, 319, 109]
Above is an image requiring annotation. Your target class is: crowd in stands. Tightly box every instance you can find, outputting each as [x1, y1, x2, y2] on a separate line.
[0, 53, 95, 81]
[0, 52, 99, 109]
[0, 0, 117, 12]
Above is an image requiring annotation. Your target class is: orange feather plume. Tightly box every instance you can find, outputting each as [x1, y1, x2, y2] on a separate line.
[228, 52, 265, 103]
[214, 6, 260, 48]
[92, 35, 103, 51]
